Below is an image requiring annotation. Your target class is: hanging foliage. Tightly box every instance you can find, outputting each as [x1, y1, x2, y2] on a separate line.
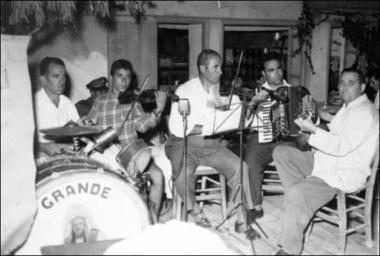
[342, 13, 379, 75]
[292, 3, 327, 74]
[293, 2, 380, 77]
[1, 1, 156, 35]
[292, 3, 316, 74]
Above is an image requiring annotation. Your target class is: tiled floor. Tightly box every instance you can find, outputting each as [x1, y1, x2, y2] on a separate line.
[160, 194, 380, 255]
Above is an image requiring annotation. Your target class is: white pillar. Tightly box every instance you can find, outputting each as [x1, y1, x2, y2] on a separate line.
[308, 21, 332, 102]
[188, 24, 203, 79]
[205, 19, 224, 56]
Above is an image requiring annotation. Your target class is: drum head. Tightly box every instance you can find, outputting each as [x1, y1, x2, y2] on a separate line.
[16, 157, 150, 255]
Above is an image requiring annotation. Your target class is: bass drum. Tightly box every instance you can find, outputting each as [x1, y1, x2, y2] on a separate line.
[16, 157, 150, 255]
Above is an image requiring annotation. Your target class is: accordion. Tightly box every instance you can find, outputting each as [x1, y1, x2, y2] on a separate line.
[258, 86, 312, 143]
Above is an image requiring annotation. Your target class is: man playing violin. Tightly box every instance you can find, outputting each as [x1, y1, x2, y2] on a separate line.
[165, 49, 255, 232]
[84, 59, 167, 223]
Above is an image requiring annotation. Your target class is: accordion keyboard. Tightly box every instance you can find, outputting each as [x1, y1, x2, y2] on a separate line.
[258, 101, 274, 143]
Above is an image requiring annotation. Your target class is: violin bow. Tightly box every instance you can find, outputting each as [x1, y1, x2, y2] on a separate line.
[116, 74, 150, 137]
[227, 50, 244, 110]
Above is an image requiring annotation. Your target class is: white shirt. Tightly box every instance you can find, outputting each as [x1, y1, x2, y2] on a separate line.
[251, 80, 292, 129]
[34, 88, 80, 142]
[168, 77, 243, 138]
[309, 94, 379, 193]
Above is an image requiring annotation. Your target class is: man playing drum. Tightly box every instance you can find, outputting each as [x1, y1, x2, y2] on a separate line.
[84, 59, 167, 223]
[34, 57, 80, 158]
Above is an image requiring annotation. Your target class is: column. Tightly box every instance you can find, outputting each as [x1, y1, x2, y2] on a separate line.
[188, 24, 203, 79]
[308, 21, 332, 102]
[205, 19, 224, 56]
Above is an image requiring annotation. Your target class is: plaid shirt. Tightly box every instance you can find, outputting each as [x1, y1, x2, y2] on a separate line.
[88, 92, 160, 146]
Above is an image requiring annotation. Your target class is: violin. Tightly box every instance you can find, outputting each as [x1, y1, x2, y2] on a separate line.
[118, 89, 179, 105]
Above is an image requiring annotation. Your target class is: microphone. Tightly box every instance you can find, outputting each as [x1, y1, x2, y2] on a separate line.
[178, 98, 190, 117]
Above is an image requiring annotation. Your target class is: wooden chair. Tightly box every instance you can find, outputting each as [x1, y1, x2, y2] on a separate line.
[308, 145, 380, 254]
[262, 161, 284, 194]
[173, 166, 227, 220]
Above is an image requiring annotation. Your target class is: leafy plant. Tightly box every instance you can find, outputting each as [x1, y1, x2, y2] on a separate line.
[292, 3, 327, 74]
[342, 13, 379, 75]
[293, 2, 379, 77]
[1, 1, 156, 35]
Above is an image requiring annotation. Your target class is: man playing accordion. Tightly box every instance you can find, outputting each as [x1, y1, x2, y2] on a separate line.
[243, 52, 315, 222]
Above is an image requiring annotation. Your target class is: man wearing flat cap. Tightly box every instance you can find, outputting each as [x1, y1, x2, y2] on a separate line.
[76, 77, 108, 117]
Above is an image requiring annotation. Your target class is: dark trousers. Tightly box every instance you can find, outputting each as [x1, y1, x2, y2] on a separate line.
[244, 133, 295, 206]
[165, 135, 254, 212]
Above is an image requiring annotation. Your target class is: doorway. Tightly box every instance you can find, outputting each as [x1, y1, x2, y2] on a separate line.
[222, 26, 290, 92]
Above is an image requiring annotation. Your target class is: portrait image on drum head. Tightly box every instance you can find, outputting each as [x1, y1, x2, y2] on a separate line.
[15, 157, 151, 255]
[63, 204, 106, 244]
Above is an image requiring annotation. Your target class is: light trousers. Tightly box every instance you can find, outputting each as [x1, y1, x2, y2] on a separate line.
[272, 145, 337, 254]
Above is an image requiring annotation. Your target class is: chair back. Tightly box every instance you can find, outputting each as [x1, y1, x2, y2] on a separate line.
[365, 135, 379, 201]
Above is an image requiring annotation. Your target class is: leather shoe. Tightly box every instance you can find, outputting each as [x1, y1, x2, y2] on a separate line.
[191, 210, 211, 228]
[234, 221, 246, 233]
[195, 217, 212, 228]
[235, 222, 261, 240]
[275, 248, 290, 255]
[247, 208, 264, 224]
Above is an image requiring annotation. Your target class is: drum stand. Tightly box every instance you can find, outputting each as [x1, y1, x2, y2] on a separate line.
[214, 96, 269, 255]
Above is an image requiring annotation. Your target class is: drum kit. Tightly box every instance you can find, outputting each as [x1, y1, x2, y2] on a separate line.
[16, 122, 153, 255]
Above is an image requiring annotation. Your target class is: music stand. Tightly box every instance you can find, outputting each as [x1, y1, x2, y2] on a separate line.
[212, 95, 269, 255]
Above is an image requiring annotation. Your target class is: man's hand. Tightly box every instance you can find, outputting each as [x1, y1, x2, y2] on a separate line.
[305, 102, 316, 116]
[232, 78, 243, 89]
[39, 142, 72, 156]
[318, 108, 333, 123]
[155, 91, 168, 113]
[189, 124, 203, 135]
[294, 115, 317, 134]
[248, 88, 268, 108]
[78, 115, 96, 126]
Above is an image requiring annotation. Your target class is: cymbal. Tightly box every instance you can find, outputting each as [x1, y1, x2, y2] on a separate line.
[40, 121, 104, 137]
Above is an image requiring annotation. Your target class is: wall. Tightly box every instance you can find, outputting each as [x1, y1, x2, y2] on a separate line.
[1, 35, 37, 254]
[28, 16, 108, 104]
[111, 1, 303, 88]
[27, 2, 302, 101]
[145, 1, 302, 20]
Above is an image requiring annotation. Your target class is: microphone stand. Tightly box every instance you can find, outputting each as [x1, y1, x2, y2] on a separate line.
[182, 112, 188, 221]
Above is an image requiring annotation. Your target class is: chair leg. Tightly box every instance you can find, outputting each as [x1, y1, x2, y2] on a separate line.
[199, 176, 207, 210]
[337, 193, 347, 254]
[364, 194, 374, 248]
[220, 174, 227, 219]
[174, 190, 183, 221]
[305, 220, 315, 243]
[172, 188, 177, 217]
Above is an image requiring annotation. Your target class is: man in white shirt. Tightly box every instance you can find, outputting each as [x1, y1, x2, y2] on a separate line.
[272, 68, 379, 255]
[165, 49, 254, 232]
[34, 57, 80, 157]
